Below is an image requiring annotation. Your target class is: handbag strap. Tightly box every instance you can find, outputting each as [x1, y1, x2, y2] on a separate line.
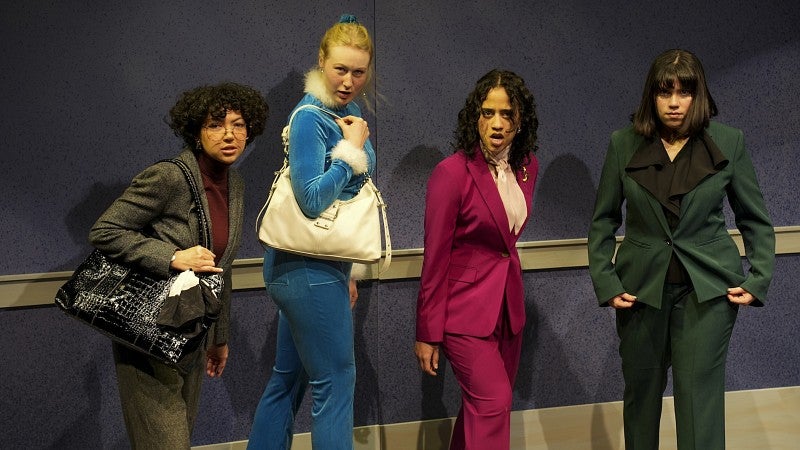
[263, 104, 338, 209]
[281, 104, 340, 159]
[160, 158, 213, 250]
[254, 106, 311, 245]
[363, 178, 392, 276]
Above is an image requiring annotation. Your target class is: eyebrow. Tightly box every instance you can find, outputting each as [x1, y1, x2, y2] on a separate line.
[334, 63, 368, 71]
[482, 108, 514, 114]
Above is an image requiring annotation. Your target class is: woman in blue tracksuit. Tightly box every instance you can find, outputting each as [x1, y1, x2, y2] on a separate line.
[247, 15, 376, 450]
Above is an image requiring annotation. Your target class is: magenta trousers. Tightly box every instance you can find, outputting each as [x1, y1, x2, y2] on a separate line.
[442, 307, 523, 450]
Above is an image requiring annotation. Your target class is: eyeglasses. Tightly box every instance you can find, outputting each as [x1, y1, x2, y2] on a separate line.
[203, 122, 248, 140]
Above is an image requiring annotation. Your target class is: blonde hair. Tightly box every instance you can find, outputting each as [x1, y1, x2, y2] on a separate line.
[318, 17, 374, 82]
[317, 15, 377, 112]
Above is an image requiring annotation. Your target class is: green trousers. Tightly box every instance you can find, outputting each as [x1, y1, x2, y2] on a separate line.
[112, 343, 205, 450]
[616, 283, 738, 450]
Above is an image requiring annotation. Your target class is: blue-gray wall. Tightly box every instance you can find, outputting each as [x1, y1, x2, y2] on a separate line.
[1, 1, 798, 448]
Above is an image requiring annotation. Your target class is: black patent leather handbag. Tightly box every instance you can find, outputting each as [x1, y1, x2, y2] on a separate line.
[55, 159, 222, 372]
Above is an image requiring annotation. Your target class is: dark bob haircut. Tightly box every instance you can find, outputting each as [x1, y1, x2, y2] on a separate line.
[632, 49, 718, 138]
[168, 82, 269, 149]
[454, 69, 539, 171]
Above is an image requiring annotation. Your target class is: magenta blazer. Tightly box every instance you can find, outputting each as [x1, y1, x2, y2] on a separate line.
[416, 147, 539, 342]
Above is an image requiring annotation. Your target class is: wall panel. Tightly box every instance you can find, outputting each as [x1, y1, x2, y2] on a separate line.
[1, 1, 798, 447]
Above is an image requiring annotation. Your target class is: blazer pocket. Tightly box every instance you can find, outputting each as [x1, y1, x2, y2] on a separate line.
[622, 236, 651, 249]
[695, 236, 742, 270]
[448, 264, 477, 284]
[614, 240, 652, 285]
[695, 234, 729, 247]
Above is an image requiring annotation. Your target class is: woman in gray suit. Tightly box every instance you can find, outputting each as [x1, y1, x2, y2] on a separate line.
[89, 82, 268, 449]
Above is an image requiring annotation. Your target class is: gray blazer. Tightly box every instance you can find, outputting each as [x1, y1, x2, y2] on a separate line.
[89, 148, 244, 345]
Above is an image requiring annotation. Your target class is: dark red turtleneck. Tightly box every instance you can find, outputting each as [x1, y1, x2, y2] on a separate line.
[196, 153, 230, 265]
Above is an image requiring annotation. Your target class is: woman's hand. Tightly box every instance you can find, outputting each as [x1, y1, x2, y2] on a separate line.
[727, 286, 755, 305]
[415, 341, 440, 376]
[608, 292, 637, 309]
[336, 115, 370, 149]
[349, 278, 358, 309]
[170, 245, 222, 273]
[206, 343, 229, 377]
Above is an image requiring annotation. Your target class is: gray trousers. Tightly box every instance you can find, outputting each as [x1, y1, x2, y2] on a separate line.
[112, 342, 205, 450]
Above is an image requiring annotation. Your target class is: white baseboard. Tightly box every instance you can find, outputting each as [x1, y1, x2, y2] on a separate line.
[193, 386, 800, 450]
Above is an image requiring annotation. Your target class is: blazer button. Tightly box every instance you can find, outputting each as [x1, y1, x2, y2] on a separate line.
[500, 252, 510, 258]
[664, 239, 672, 246]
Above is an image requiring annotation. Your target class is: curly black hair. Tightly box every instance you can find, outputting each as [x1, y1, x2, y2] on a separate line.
[454, 69, 539, 171]
[168, 82, 269, 149]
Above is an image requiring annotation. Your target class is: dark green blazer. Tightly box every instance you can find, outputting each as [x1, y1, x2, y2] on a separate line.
[588, 122, 774, 308]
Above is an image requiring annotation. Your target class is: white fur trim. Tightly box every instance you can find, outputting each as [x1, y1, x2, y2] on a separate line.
[331, 140, 368, 175]
[304, 69, 339, 108]
[350, 263, 370, 281]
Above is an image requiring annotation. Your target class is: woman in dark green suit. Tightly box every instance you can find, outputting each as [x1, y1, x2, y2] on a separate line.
[588, 49, 775, 450]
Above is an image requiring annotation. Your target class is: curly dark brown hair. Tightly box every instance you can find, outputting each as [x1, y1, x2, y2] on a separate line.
[168, 82, 269, 149]
[454, 69, 539, 171]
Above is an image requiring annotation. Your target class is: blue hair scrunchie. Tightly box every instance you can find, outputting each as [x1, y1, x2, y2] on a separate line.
[339, 14, 358, 24]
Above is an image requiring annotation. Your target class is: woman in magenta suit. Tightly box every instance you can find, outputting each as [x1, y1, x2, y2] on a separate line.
[415, 69, 539, 450]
